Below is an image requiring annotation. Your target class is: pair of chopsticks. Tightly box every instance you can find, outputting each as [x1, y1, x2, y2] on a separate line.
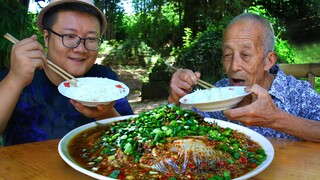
[4, 33, 77, 87]
[165, 63, 216, 89]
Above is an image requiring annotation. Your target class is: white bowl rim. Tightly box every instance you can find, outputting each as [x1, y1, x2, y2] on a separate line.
[58, 77, 130, 105]
[180, 86, 251, 105]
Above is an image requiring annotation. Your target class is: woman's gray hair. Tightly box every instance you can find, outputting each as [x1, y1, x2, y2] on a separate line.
[224, 13, 275, 58]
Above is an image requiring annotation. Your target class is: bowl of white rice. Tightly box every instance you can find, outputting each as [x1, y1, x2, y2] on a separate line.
[58, 77, 129, 107]
[179, 86, 251, 111]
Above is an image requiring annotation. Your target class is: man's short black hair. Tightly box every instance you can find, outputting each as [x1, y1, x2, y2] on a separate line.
[42, 3, 103, 33]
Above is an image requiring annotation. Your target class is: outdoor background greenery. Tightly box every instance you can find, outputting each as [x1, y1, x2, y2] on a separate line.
[0, 0, 319, 92]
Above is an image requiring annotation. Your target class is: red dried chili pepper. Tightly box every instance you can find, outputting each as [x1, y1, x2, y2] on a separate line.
[202, 162, 208, 168]
[64, 82, 70, 87]
[118, 175, 126, 179]
[250, 163, 257, 168]
[116, 84, 123, 88]
[187, 163, 196, 169]
[240, 157, 247, 164]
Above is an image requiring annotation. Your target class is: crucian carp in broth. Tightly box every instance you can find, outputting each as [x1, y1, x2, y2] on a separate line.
[68, 105, 267, 180]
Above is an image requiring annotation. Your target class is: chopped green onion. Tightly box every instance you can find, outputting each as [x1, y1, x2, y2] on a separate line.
[109, 170, 120, 178]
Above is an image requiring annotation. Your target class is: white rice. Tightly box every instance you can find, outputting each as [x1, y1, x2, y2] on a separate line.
[61, 77, 127, 102]
[183, 86, 246, 104]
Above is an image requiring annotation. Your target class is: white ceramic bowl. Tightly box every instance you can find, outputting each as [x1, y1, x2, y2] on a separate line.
[180, 86, 251, 111]
[58, 77, 129, 107]
[58, 115, 274, 180]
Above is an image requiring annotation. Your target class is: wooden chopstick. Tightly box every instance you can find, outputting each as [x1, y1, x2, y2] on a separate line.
[197, 80, 212, 89]
[165, 63, 216, 89]
[4, 33, 77, 87]
[198, 79, 215, 88]
[46, 60, 78, 82]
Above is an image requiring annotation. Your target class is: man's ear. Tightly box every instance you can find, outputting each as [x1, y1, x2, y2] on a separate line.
[264, 52, 278, 71]
[43, 29, 49, 48]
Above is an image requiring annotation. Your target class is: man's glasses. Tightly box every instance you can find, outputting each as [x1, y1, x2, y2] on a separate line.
[47, 28, 102, 51]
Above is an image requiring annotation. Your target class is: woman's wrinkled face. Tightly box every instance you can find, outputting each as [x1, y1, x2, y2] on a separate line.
[44, 11, 101, 77]
[222, 20, 267, 87]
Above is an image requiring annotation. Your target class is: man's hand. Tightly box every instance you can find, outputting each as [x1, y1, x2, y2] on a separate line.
[223, 84, 280, 127]
[8, 35, 46, 89]
[168, 69, 201, 105]
[70, 100, 120, 120]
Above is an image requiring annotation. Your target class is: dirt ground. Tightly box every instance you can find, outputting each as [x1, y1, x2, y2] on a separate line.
[113, 66, 168, 114]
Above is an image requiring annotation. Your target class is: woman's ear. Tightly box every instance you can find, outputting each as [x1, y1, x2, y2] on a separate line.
[43, 29, 49, 48]
[264, 52, 278, 71]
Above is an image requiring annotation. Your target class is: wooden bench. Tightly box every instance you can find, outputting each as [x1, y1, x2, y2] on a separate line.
[279, 63, 320, 88]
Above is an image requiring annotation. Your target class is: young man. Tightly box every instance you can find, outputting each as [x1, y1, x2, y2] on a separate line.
[0, 0, 133, 146]
[168, 13, 320, 142]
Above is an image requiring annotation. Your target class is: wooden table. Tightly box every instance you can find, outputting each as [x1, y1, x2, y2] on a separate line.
[0, 138, 319, 179]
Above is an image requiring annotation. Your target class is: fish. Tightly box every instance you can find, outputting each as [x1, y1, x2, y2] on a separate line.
[139, 136, 232, 175]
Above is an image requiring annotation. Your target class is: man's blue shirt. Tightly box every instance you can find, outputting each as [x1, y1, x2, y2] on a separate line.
[0, 64, 134, 146]
[194, 65, 320, 140]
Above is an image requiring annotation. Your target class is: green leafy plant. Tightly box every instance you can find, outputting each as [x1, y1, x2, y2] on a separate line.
[173, 24, 226, 83]
[293, 43, 320, 64]
[147, 58, 172, 82]
[247, 5, 299, 64]
[275, 37, 297, 64]
[315, 78, 320, 94]
[0, 3, 41, 71]
[182, 28, 193, 48]
[101, 38, 156, 67]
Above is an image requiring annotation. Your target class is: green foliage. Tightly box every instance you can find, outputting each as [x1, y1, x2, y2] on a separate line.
[293, 43, 320, 64]
[182, 28, 193, 48]
[183, 0, 247, 36]
[0, 0, 42, 71]
[121, 14, 142, 39]
[171, 3, 317, 86]
[248, 4, 319, 92]
[293, 42, 320, 93]
[173, 24, 226, 83]
[150, 58, 169, 73]
[102, 38, 156, 66]
[274, 38, 297, 63]
[315, 78, 320, 94]
[122, 1, 181, 56]
[95, 0, 124, 40]
[247, 5, 299, 64]
[247, 4, 284, 33]
[168, 1, 250, 84]
[251, 0, 320, 22]
[148, 58, 172, 82]
[161, 2, 181, 27]
[0, 2, 31, 70]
